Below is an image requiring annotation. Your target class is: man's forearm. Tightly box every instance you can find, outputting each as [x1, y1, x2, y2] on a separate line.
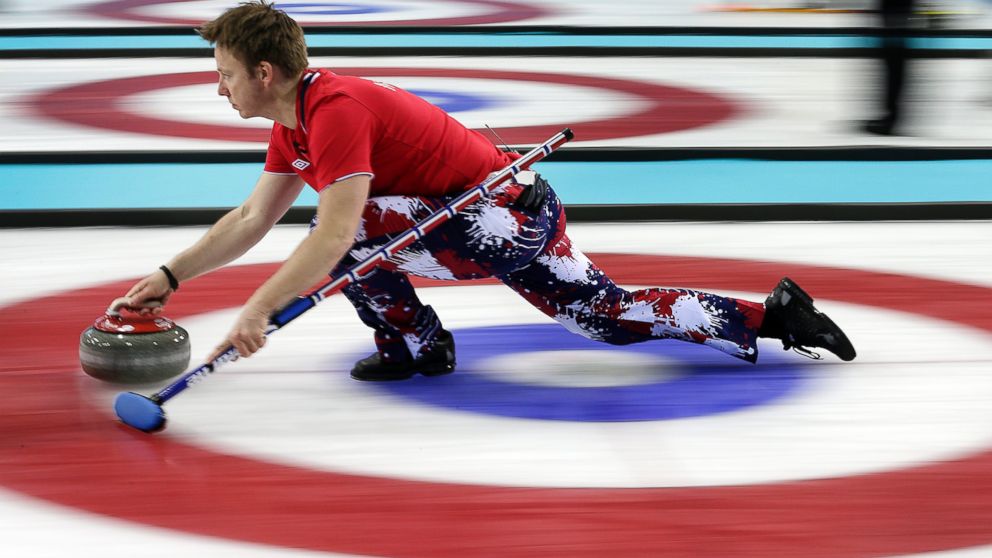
[165, 205, 273, 283]
[242, 227, 352, 315]
[240, 176, 369, 316]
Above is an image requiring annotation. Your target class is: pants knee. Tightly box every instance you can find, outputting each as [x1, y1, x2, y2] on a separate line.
[559, 315, 636, 346]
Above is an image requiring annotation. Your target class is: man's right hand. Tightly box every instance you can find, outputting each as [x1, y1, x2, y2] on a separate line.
[121, 269, 175, 315]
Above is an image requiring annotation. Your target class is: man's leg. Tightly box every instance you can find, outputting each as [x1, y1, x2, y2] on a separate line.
[500, 229, 766, 363]
[327, 179, 550, 380]
[339, 268, 456, 381]
[498, 188, 854, 362]
[316, 199, 454, 381]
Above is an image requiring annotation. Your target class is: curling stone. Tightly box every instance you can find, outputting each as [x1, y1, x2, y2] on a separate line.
[79, 297, 190, 384]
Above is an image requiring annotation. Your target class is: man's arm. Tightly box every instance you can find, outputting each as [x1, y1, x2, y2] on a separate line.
[214, 174, 371, 358]
[124, 172, 305, 308]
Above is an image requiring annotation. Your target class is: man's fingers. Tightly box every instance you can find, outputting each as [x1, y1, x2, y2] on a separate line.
[209, 347, 225, 362]
[243, 335, 265, 356]
[125, 271, 173, 305]
[124, 287, 153, 307]
[124, 283, 143, 298]
[135, 305, 164, 316]
[227, 333, 265, 359]
[125, 297, 164, 316]
[209, 343, 238, 363]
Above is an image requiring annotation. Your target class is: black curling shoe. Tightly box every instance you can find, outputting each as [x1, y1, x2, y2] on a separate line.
[351, 330, 456, 381]
[764, 277, 857, 361]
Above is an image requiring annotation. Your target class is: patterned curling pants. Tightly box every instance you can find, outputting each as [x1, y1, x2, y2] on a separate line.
[318, 181, 766, 364]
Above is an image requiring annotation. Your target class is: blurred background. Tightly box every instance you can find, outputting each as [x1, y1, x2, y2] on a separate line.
[1, 1, 992, 557]
[3, 0, 992, 222]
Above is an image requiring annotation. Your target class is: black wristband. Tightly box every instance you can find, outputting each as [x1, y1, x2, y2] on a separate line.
[159, 265, 180, 291]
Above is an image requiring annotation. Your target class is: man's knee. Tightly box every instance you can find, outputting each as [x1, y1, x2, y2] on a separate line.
[556, 313, 635, 346]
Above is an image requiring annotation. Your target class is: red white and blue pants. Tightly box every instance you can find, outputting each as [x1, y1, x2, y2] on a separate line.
[317, 181, 765, 364]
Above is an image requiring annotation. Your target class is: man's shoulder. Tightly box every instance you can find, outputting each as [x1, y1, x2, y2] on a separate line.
[306, 72, 393, 127]
[309, 69, 379, 96]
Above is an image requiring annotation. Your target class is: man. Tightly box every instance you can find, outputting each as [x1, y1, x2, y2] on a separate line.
[122, 1, 855, 382]
[864, 0, 917, 136]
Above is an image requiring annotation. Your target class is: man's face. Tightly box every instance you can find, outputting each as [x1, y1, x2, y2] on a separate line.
[214, 46, 263, 119]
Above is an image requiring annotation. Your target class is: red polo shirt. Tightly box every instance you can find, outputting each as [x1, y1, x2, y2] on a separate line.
[264, 69, 515, 196]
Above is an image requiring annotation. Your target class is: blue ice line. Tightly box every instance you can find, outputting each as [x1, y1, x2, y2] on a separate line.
[1, 34, 990, 51]
[1, 159, 990, 210]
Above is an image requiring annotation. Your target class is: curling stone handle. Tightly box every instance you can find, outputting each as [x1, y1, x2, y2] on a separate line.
[106, 297, 163, 317]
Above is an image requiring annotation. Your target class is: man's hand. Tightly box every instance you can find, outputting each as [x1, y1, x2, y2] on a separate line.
[121, 268, 175, 315]
[202, 175, 369, 364]
[210, 306, 270, 361]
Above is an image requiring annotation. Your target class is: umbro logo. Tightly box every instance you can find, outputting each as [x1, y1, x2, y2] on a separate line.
[292, 159, 310, 170]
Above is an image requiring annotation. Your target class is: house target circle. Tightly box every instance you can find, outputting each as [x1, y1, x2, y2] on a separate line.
[1, 254, 991, 557]
[32, 68, 740, 145]
[80, 0, 550, 26]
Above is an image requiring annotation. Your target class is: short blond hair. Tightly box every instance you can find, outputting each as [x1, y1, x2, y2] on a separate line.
[197, 1, 308, 76]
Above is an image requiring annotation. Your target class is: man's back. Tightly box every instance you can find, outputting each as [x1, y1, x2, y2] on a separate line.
[265, 69, 514, 196]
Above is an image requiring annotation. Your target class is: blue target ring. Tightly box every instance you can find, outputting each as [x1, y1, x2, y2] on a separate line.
[274, 3, 389, 15]
[365, 324, 808, 422]
[405, 88, 501, 113]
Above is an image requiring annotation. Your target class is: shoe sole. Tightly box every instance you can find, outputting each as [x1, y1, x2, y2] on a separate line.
[351, 361, 455, 382]
[777, 278, 857, 362]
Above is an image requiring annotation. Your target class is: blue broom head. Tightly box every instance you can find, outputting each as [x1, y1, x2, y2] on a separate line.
[114, 392, 167, 432]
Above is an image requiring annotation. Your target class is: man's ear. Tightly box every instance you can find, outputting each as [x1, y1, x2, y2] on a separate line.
[256, 61, 275, 84]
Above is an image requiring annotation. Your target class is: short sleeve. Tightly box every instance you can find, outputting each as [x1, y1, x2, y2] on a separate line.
[263, 126, 295, 174]
[307, 96, 377, 191]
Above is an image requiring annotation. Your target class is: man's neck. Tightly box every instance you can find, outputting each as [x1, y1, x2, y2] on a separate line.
[269, 73, 304, 129]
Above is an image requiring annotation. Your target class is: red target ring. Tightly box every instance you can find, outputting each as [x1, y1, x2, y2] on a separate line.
[31, 68, 740, 145]
[1, 254, 991, 557]
[81, 0, 549, 26]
